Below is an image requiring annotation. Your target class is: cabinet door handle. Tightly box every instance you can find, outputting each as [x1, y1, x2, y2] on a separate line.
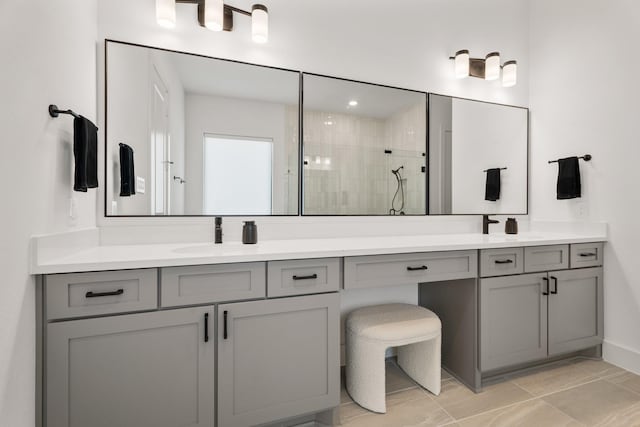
[223, 310, 228, 340]
[550, 276, 558, 295]
[85, 289, 124, 298]
[407, 265, 429, 271]
[542, 277, 549, 296]
[204, 313, 209, 343]
[579, 252, 597, 257]
[494, 259, 514, 264]
[292, 274, 318, 281]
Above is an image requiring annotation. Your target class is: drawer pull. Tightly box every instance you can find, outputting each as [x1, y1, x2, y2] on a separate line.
[579, 252, 597, 257]
[550, 276, 558, 295]
[407, 265, 429, 271]
[542, 277, 549, 296]
[223, 310, 228, 340]
[292, 274, 318, 281]
[204, 313, 209, 343]
[85, 289, 124, 298]
[494, 259, 514, 265]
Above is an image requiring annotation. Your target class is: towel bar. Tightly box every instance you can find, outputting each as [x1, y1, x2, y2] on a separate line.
[48, 104, 81, 119]
[483, 167, 507, 172]
[548, 154, 592, 164]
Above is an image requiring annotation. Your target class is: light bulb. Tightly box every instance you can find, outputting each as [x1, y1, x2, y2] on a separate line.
[485, 52, 500, 81]
[454, 50, 469, 79]
[252, 4, 269, 43]
[502, 60, 517, 87]
[156, 0, 176, 28]
[204, 0, 224, 31]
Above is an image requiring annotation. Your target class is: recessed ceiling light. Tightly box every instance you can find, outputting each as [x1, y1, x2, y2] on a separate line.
[348, 100, 358, 107]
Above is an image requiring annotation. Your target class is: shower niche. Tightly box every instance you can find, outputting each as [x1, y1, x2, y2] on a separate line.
[302, 74, 427, 215]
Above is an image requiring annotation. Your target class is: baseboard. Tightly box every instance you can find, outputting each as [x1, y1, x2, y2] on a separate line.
[603, 340, 640, 375]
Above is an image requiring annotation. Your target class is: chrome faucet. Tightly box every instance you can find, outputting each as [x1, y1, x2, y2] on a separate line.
[482, 215, 499, 235]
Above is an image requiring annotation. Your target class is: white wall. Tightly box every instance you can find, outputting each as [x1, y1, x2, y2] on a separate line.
[97, 0, 530, 107]
[0, 1, 98, 425]
[106, 43, 152, 213]
[106, 44, 187, 215]
[451, 99, 528, 214]
[529, 1, 640, 371]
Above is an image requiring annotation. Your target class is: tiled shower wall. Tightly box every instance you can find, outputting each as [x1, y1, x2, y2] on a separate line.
[301, 102, 426, 215]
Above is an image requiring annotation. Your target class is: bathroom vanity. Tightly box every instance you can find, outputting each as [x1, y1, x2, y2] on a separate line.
[34, 231, 605, 427]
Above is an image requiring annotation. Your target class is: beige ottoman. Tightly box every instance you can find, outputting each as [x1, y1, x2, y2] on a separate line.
[345, 303, 441, 413]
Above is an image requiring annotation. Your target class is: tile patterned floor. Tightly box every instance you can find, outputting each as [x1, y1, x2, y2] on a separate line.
[338, 358, 640, 426]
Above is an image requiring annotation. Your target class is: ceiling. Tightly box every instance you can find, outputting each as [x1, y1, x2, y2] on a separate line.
[162, 47, 425, 119]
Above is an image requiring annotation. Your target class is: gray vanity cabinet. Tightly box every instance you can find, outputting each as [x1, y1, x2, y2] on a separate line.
[480, 274, 548, 372]
[480, 266, 604, 372]
[46, 306, 215, 427]
[548, 267, 604, 356]
[217, 293, 340, 427]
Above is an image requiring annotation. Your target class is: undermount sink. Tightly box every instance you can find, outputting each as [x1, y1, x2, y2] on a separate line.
[487, 232, 546, 240]
[172, 242, 246, 254]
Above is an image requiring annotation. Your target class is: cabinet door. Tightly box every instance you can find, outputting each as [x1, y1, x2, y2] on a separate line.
[47, 307, 214, 427]
[480, 274, 548, 372]
[548, 267, 604, 356]
[218, 293, 340, 427]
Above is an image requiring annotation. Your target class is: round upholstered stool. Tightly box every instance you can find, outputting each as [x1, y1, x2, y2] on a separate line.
[345, 303, 441, 413]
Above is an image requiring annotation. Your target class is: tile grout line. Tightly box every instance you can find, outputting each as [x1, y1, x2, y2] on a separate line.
[508, 382, 587, 427]
[340, 362, 632, 426]
[430, 399, 457, 426]
[604, 376, 640, 399]
[435, 373, 612, 426]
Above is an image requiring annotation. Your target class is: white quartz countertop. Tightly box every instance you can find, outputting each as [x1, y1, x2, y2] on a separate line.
[31, 230, 607, 275]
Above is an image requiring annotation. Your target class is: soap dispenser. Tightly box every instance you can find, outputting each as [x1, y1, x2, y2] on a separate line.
[242, 221, 258, 244]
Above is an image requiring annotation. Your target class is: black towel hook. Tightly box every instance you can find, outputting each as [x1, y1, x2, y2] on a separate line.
[548, 154, 592, 164]
[49, 104, 81, 119]
[483, 167, 508, 172]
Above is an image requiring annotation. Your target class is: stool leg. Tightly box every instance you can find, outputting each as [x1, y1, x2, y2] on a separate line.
[345, 331, 387, 413]
[397, 333, 441, 396]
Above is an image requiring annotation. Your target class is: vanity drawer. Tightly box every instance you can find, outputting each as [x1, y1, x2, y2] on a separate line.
[45, 269, 158, 320]
[160, 262, 266, 307]
[344, 250, 477, 290]
[524, 245, 569, 273]
[480, 248, 524, 277]
[267, 258, 341, 297]
[570, 243, 604, 268]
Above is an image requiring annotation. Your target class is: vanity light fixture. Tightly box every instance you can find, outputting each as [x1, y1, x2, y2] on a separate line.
[156, 0, 177, 28]
[502, 60, 517, 87]
[160, 0, 269, 43]
[450, 50, 518, 87]
[204, 0, 224, 31]
[348, 100, 358, 107]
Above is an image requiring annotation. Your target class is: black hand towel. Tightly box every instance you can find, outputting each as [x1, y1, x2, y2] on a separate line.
[119, 143, 136, 197]
[485, 168, 501, 202]
[557, 156, 581, 199]
[73, 116, 99, 192]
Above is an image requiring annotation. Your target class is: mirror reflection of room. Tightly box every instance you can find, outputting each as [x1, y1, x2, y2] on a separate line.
[428, 94, 528, 215]
[106, 41, 300, 216]
[302, 74, 427, 215]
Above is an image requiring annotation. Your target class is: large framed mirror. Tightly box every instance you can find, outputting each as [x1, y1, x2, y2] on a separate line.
[302, 74, 428, 215]
[428, 94, 529, 215]
[105, 40, 300, 216]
